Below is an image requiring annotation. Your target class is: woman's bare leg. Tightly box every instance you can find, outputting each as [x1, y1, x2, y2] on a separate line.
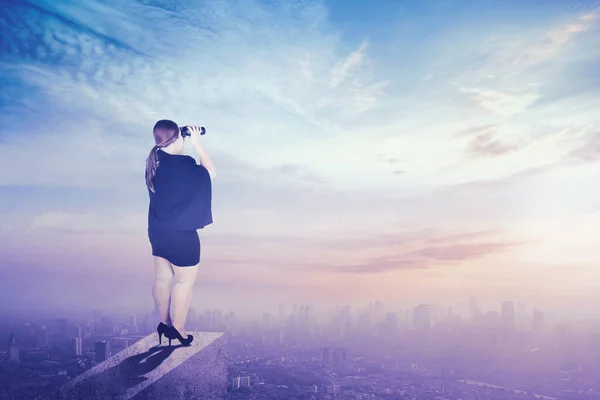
[170, 263, 199, 338]
[153, 256, 174, 325]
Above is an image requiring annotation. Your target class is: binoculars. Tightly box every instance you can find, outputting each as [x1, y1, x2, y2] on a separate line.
[180, 126, 206, 137]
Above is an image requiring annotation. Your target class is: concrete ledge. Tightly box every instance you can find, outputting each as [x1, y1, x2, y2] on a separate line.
[52, 331, 228, 400]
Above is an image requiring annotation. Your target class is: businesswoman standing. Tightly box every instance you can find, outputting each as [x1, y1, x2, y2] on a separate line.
[145, 119, 215, 346]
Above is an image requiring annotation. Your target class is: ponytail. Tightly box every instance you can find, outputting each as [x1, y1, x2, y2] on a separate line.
[146, 119, 180, 193]
[145, 145, 160, 193]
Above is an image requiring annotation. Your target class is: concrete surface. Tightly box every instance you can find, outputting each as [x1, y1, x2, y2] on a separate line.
[52, 331, 228, 400]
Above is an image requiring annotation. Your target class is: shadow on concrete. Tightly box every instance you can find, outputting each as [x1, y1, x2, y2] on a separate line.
[61, 344, 187, 398]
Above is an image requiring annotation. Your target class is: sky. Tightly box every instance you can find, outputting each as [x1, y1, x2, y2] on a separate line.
[0, 0, 599, 317]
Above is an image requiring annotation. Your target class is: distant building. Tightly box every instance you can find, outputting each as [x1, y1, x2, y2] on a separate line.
[95, 341, 110, 363]
[469, 296, 482, 321]
[327, 385, 341, 394]
[10, 345, 19, 362]
[262, 313, 271, 329]
[72, 337, 83, 356]
[322, 347, 333, 364]
[532, 307, 545, 331]
[385, 312, 398, 335]
[8, 334, 19, 362]
[129, 315, 138, 333]
[38, 326, 49, 347]
[232, 376, 251, 388]
[333, 348, 347, 368]
[413, 305, 432, 329]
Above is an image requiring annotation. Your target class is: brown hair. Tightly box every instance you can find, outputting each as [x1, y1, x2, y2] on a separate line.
[145, 119, 180, 193]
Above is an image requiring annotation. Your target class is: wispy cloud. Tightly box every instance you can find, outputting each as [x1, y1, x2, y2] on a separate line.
[325, 240, 518, 275]
[459, 124, 523, 158]
[512, 8, 600, 69]
[330, 39, 368, 88]
[459, 87, 542, 117]
[566, 128, 600, 163]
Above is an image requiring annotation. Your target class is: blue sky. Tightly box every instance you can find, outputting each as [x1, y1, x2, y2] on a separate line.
[0, 0, 599, 315]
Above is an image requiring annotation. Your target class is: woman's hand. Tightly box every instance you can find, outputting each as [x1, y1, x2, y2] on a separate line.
[186, 126, 203, 143]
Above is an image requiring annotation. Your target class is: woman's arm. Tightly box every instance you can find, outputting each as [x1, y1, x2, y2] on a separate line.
[191, 139, 216, 179]
[187, 126, 216, 179]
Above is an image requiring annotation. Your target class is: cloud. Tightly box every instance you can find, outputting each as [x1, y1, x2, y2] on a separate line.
[566, 129, 600, 163]
[19, 207, 516, 277]
[513, 9, 599, 69]
[327, 239, 517, 275]
[280, 229, 518, 274]
[27, 211, 147, 236]
[459, 124, 523, 157]
[459, 87, 542, 117]
[447, 7, 599, 116]
[410, 242, 515, 261]
[385, 157, 403, 164]
[440, 163, 559, 191]
[330, 39, 368, 88]
[277, 163, 328, 186]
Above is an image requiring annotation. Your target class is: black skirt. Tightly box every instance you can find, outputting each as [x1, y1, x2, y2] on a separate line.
[148, 228, 200, 267]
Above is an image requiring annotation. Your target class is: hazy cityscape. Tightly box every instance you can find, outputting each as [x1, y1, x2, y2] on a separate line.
[2, 298, 600, 399]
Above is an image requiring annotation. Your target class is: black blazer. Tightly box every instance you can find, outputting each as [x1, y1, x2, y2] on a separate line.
[147, 149, 213, 231]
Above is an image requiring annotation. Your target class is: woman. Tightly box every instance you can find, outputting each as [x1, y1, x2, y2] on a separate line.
[145, 119, 216, 346]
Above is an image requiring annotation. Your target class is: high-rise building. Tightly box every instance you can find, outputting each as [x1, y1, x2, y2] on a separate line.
[262, 313, 271, 329]
[306, 305, 314, 322]
[532, 307, 545, 331]
[38, 326, 49, 347]
[95, 341, 110, 363]
[10, 346, 19, 362]
[83, 321, 94, 338]
[205, 310, 212, 329]
[469, 296, 482, 321]
[322, 347, 333, 364]
[413, 305, 432, 329]
[231, 376, 250, 388]
[129, 315, 137, 333]
[516, 303, 526, 327]
[213, 309, 223, 329]
[333, 348, 347, 368]
[385, 312, 398, 335]
[327, 385, 341, 394]
[299, 305, 305, 322]
[9, 335, 19, 362]
[72, 337, 83, 356]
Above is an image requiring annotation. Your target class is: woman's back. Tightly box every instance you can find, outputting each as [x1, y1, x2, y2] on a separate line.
[148, 149, 212, 231]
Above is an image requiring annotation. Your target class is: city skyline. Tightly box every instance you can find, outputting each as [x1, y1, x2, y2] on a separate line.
[1, 296, 594, 399]
[1, 0, 600, 314]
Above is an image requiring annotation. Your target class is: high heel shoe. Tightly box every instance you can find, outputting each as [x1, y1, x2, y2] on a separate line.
[156, 322, 173, 346]
[169, 326, 193, 346]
